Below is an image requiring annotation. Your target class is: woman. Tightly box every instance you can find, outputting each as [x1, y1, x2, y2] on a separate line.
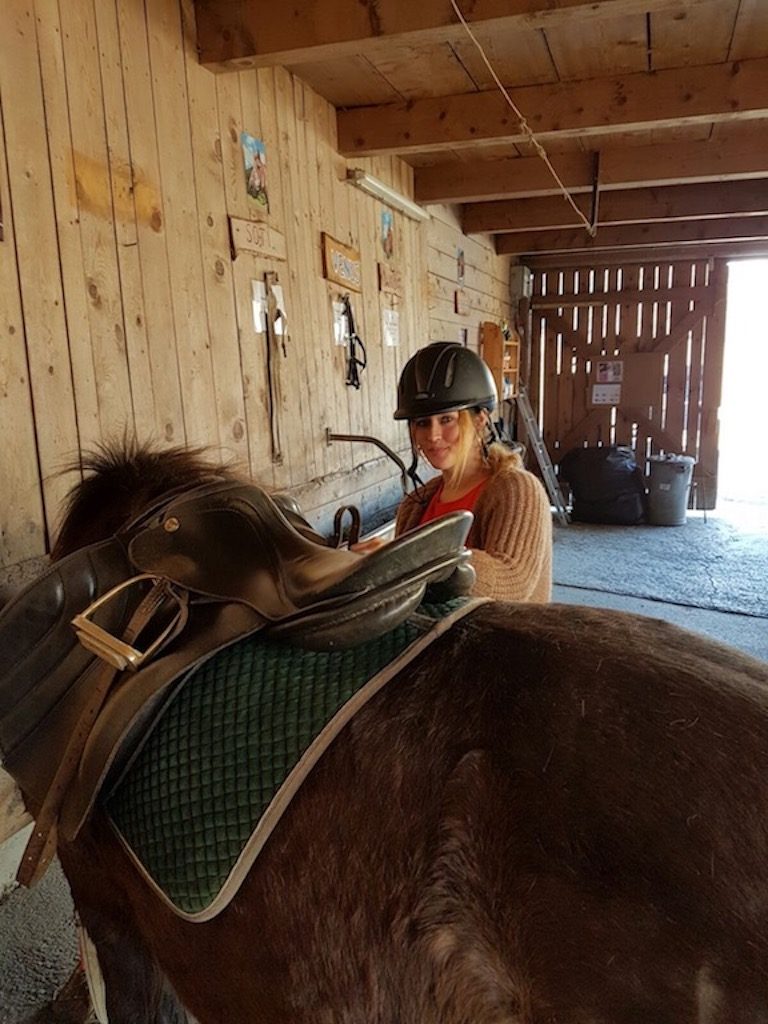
[393, 341, 552, 602]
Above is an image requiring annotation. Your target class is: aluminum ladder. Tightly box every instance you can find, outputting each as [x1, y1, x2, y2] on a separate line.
[515, 386, 570, 526]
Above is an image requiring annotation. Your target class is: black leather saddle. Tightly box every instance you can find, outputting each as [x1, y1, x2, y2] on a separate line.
[0, 480, 473, 880]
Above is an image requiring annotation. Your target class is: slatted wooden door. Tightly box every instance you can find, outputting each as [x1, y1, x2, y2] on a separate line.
[528, 258, 728, 509]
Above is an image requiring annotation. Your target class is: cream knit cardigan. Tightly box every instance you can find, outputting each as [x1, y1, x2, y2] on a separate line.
[395, 448, 553, 603]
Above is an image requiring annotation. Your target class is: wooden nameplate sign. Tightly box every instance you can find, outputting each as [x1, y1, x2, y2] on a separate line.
[229, 217, 287, 261]
[378, 263, 403, 297]
[322, 233, 362, 292]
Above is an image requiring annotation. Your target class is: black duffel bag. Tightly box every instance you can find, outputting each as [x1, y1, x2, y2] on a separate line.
[558, 445, 647, 525]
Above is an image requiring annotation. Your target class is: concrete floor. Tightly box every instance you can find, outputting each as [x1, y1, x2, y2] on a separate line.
[0, 858, 78, 1024]
[551, 500, 768, 663]
[1, 499, 766, 1022]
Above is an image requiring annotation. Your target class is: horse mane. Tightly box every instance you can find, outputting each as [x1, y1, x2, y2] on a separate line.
[51, 439, 240, 561]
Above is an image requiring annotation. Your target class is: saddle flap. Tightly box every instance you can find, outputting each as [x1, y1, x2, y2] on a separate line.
[0, 540, 135, 810]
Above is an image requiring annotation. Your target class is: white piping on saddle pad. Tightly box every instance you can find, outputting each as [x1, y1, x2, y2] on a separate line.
[112, 597, 490, 923]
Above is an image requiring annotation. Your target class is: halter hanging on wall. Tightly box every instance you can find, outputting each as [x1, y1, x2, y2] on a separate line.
[340, 293, 366, 389]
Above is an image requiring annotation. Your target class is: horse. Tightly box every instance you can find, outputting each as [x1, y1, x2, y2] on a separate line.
[4, 441, 768, 1024]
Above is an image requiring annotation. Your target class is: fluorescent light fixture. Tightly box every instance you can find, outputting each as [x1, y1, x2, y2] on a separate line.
[345, 169, 430, 222]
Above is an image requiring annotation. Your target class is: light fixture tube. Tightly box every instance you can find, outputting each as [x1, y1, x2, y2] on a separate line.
[345, 169, 430, 222]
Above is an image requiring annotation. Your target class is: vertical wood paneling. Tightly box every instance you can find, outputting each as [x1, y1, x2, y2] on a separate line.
[698, 259, 728, 508]
[181, 0, 248, 465]
[272, 66, 316, 488]
[116, 0, 185, 445]
[0, 99, 47, 563]
[33, 0, 101, 452]
[94, 0, 155, 433]
[0, 0, 80, 529]
[311, 89, 344, 478]
[531, 259, 724, 507]
[58, 0, 135, 437]
[146, 0, 220, 449]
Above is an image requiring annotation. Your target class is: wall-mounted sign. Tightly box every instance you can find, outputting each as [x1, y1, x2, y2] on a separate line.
[596, 359, 623, 383]
[322, 233, 362, 292]
[378, 262, 402, 296]
[230, 217, 286, 260]
[592, 383, 622, 406]
[382, 307, 400, 347]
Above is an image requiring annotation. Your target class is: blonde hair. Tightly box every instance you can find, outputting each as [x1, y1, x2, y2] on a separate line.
[438, 409, 481, 489]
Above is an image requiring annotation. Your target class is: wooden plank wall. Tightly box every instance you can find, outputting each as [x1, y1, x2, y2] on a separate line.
[427, 205, 513, 348]
[0, 0, 515, 574]
[528, 257, 727, 508]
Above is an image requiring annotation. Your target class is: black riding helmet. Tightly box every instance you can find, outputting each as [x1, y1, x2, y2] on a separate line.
[394, 342, 497, 420]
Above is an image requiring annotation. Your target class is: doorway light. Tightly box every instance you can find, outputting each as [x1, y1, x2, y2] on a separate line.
[345, 169, 430, 222]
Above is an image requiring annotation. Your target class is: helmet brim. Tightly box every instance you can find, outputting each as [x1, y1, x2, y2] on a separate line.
[394, 397, 495, 420]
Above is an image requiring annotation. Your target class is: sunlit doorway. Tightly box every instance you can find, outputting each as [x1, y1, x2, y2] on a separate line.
[718, 259, 768, 516]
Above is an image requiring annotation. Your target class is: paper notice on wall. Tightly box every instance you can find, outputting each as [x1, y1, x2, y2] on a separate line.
[592, 383, 621, 405]
[251, 280, 267, 333]
[332, 301, 349, 346]
[382, 307, 400, 347]
[596, 359, 623, 383]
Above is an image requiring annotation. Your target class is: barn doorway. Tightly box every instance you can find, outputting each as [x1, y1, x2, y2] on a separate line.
[719, 259, 768, 508]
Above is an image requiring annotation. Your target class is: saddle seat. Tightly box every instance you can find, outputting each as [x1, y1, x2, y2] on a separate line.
[124, 479, 473, 640]
[0, 479, 473, 861]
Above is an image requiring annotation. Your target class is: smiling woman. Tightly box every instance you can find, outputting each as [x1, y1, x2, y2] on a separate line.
[393, 343, 553, 602]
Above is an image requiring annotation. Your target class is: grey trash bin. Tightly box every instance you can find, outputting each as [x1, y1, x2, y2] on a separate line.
[648, 454, 696, 526]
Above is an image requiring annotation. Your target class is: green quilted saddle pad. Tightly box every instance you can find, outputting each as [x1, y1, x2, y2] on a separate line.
[106, 602, 466, 918]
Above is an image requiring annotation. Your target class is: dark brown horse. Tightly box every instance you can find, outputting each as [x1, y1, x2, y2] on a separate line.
[12, 443, 768, 1023]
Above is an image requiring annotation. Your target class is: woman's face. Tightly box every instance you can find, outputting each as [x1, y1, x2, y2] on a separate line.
[410, 412, 464, 472]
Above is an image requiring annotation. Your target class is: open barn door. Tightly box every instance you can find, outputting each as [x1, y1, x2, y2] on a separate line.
[528, 258, 728, 510]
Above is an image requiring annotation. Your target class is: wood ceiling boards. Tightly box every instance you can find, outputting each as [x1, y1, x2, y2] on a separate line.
[195, 0, 768, 261]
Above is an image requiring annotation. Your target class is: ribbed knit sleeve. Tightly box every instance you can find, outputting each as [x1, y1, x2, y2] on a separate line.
[393, 462, 552, 603]
[467, 466, 552, 603]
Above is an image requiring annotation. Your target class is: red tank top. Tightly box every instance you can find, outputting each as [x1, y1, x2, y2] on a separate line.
[419, 477, 489, 525]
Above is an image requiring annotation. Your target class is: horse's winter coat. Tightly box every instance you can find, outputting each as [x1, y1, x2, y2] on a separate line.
[14, 445, 768, 1023]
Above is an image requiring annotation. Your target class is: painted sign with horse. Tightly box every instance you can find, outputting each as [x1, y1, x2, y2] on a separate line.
[1, 442, 768, 1024]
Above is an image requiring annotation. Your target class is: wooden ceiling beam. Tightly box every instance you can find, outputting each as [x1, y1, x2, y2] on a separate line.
[415, 135, 768, 204]
[194, 0, 711, 71]
[496, 216, 768, 255]
[520, 240, 768, 268]
[338, 58, 768, 156]
[463, 181, 768, 234]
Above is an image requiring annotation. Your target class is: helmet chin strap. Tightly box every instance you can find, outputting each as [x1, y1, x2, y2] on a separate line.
[406, 445, 426, 495]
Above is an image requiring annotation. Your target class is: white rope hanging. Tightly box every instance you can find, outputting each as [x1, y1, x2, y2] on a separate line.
[450, 0, 598, 237]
